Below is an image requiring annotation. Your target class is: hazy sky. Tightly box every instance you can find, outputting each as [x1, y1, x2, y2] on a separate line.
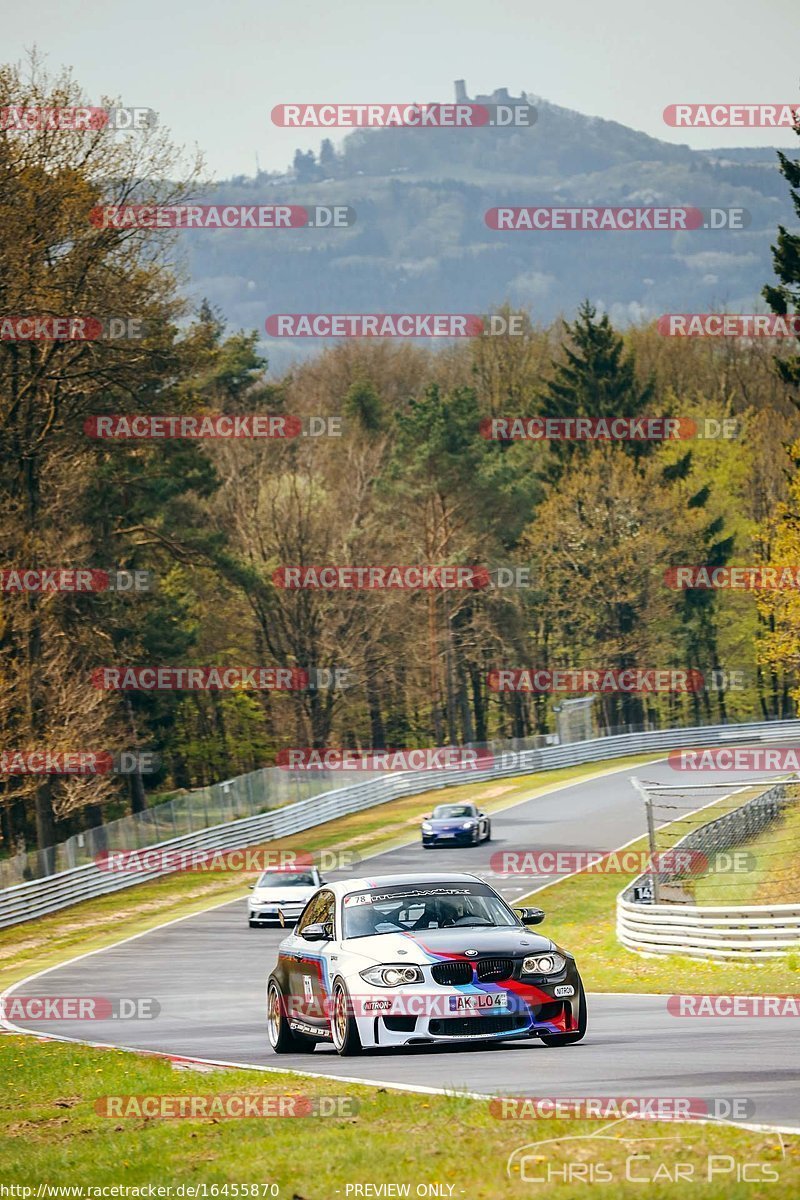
[5, 0, 799, 178]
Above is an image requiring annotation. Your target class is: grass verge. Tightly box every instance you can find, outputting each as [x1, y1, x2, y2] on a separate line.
[0, 1035, 797, 1197]
[691, 799, 800, 908]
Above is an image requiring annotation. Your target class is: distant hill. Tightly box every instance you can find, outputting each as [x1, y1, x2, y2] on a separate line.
[178, 84, 798, 373]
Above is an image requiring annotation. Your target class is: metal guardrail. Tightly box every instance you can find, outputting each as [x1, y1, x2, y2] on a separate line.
[618, 780, 800, 960]
[617, 899, 800, 960]
[2, 716, 800, 930]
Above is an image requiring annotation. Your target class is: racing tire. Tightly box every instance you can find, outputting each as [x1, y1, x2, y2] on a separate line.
[539, 983, 587, 1046]
[331, 978, 363, 1056]
[267, 979, 316, 1054]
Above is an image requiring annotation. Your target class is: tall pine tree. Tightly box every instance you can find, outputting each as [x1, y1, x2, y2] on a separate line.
[763, 118, 800, 388]
[538, 301, 654, 478]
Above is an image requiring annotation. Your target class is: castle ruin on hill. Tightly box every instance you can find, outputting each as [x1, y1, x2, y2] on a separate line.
[454, 80, 531, 106]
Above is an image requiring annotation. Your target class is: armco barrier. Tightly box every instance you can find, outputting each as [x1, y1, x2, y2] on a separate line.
[2, 717, 800, 929]
[617, 899, 800, 960]
[617, 779, 800, 960]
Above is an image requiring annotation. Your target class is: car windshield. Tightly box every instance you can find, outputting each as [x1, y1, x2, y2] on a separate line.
[342, 883, 517, 938]
[432, 805, 475, 819]
[256, 871, 315, 888]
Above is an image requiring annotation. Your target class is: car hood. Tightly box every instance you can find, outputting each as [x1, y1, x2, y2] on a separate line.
[342, 926, 555, 965]
[252, 886, 315, 902]
[426, 818, 475, 828]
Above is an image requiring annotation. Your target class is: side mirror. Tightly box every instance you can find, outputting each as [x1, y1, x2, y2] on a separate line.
[318, 877, 327, 885]
[248, 884, 255, 889]
[515, 906, 545, 926]
[299, 922, 329, 942]
[423, 813, 432, 820]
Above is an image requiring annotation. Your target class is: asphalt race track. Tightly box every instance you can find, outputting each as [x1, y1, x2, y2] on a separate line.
[5, 756, 800, 1130]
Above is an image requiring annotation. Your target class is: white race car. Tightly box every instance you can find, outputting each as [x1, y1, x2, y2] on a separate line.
[248, 867, 324, 927]
[266, 872, 586, 1055]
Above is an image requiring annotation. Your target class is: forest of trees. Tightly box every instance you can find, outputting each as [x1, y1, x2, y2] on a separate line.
[1, 60, 799, 858]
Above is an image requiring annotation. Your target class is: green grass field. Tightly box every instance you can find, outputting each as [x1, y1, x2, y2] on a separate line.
[691, 800, 800, 909]
[1, 1035, 798, 1198]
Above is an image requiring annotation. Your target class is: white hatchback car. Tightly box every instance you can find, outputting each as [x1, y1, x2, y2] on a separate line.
[248, 867, 324, 927]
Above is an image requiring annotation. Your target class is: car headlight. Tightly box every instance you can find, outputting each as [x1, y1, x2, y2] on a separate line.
[359, 964, 424, 987]
[461, 821, 474, 829]
[522, 953, 566, 975]
[421, 822, 433, 832]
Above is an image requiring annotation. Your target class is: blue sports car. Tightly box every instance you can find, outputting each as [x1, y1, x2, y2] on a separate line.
[421, 802, 491, 847]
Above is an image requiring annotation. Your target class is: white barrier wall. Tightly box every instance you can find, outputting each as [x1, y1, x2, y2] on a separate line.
[617, 898, 800, 960]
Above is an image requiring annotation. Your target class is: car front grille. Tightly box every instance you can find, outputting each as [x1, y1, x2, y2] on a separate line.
[431, 958, 515, 985]
[431, 961, 473, 986]
[429, 1013, 529, 1037]
[476, 957, 514, 982]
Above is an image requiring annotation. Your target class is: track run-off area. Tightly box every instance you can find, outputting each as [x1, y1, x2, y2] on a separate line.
[4, 755, 800, 1132]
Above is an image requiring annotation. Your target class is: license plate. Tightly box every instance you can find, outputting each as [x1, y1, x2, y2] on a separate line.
[448, 992, 508, 1011]
[554, 985, 575, 998]
[437, 833, 455, 838]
